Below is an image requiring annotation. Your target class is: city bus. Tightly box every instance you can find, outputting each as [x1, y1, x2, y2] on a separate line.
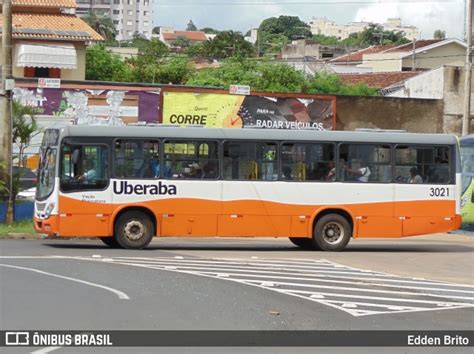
[460, 135, 474, 228]
[34, 126, 461, 251]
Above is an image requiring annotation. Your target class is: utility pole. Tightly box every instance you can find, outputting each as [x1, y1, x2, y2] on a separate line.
[462, 0, 472, 136]
[412, 38, 417, 71]
[0, 0, 14, 224]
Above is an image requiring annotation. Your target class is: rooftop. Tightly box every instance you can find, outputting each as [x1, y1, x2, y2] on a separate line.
[0, 13, 102, 41]
[163, 30, 207, 42]
[339, 71, 421, 89]
[330, 45, 396, 63]
[2, 0, 76, 7]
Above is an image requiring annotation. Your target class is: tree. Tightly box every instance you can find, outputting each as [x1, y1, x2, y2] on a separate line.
[433, 29, 446, 39]
[187, 20, 198, 31]
[307, 71, 378, 96]
[172, 36, 192, 49]
[86, 44, 132, 82]
[152, 26, 161, 35]
[345, 24, 410, 47]
[200, 27, 219, 34]
[83, 11, 117, 43]
[186, 43, 206, 58]
[202, 31, 256, 59]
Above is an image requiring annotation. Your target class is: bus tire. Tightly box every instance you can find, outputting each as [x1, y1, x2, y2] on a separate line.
[313, 214, 351, 251]
[99, 236, 121, 248]
[114, 211, 154, 250]
[288, 237, 313, 249]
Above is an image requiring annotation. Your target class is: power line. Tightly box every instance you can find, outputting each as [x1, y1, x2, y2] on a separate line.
[154, 0, 459, 5]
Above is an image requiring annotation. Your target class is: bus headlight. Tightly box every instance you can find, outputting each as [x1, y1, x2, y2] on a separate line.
[44, 203, 55, 218]
[461, 195, 467, 209]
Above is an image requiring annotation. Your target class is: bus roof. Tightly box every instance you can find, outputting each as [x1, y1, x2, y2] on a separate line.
[58, 126, 458, 145]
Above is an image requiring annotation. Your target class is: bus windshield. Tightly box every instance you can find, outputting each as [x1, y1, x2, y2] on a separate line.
[36, 147, 57, 200]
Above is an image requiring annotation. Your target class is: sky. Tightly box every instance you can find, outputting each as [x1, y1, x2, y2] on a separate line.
[153, 0, 466, 39]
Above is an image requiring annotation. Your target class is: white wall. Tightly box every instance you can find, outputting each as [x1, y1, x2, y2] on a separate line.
[388, 66, 444, 99]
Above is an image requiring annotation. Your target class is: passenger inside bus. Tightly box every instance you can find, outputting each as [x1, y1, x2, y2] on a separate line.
[326, 161, 336, 181]
[409, 167, 423, 184]
[344, 160, 371, 182]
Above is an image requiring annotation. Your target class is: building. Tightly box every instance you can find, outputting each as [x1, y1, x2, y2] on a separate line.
[338, 71, 421, 90]
[280, 39, 346, 74]
[331, 39, 466, 73]
[158, 27, 207, 47]
[245, 29, 258, 44]
[387, 66, 473, 135]
[0, 0, 102, 80]
[76, 0, 153, 40]
[309, 17, 420, 41]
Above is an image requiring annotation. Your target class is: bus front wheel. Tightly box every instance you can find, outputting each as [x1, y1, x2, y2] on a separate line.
[114, 211, 154, 249]
[313, 214, 351, 251]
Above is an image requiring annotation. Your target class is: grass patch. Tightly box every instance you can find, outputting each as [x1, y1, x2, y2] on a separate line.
[0, 220, 35, 236]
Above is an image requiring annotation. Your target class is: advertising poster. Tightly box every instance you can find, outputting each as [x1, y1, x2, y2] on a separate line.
[162, 91, 335, 130]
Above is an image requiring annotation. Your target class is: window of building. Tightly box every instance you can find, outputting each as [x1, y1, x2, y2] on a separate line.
[127, 0, 132, 4]
[126, 20, 133, 26]
[281, 143, 335, 181]
[339, 144, 392, 183]
[24, 67, 60, 79]
[163, 140, 219, 179]
[60, 144, 109, 192]
[143, 21, 149, 26]
[143, 11, 148, 16]
[395, 145, 451, 184]
[113, 20, 119, 25]
[114, 140, 159, 178]
[128, 10, 133, 15]
[223, 141, 277, 181]
[113, 0, 119, 3]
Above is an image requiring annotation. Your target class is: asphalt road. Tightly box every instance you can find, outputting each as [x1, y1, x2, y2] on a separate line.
[0, 234, 473, 353]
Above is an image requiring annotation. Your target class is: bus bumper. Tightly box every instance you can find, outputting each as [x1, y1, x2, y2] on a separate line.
[34, 215, 60, 236]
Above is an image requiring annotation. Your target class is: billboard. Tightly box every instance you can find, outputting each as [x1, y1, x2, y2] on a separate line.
[162, 91, 335, 130]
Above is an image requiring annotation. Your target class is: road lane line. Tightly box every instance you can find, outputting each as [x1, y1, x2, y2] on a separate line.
[0, 264, 130, 300]
[31, 346, 62, 354]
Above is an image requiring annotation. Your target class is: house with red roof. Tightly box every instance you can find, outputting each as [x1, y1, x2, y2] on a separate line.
[0, 0, 102, 80]
[158, 27, 208, 48]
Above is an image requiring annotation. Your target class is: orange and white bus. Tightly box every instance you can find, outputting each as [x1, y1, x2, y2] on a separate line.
[34, 126, 461, 251]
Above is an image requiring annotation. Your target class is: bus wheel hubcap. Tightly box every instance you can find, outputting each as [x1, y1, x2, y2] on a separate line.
[322, 222, 344, 244]
[124, 221, 145, 241]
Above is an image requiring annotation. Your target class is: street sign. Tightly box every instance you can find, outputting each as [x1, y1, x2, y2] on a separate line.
[229, 84, 250, 95]
[38, 78, 61, 89]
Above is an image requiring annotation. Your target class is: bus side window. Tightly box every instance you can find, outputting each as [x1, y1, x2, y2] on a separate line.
[223, 141, 277, 181]
[114, 139, 159, 179]
[163, 140, 219, 179]
[281, 143, 334, 181]
[395, 145, 451, 184]
[339, 144, 391, 183]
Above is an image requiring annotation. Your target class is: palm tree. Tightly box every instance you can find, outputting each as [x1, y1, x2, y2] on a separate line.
[83, 11, 117, 42]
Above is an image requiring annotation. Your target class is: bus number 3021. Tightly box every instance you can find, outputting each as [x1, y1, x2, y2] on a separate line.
[430, 187, 450, 197]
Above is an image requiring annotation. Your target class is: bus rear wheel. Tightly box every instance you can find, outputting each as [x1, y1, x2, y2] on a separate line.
[114, 211, 154, 250]
[313, 214, 351, 251]
[99, 236, 121, 248]
[288, 237, 313, 249]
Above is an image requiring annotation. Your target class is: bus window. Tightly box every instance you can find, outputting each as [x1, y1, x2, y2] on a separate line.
[339, 144, 391, 183]
[281, 143, 334, 181]
[114, 140, 159, 178]
[223, 141, 277, 181]
[163, 140, 219, 179]
[395, 146, 450, 184]
[60, 144, 109, 192]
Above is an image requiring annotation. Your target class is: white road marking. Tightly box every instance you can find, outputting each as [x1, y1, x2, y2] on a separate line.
[0, 264, 130, 300]
[31, 346, 61, 354]
[104, 258, 474, 294]
[78, 256, 474, 317]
